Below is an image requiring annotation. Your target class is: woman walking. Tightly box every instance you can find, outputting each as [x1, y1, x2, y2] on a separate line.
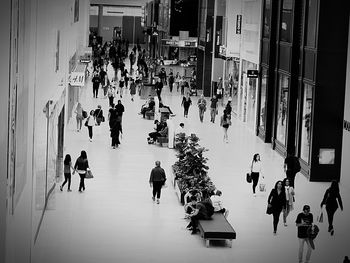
[250, 153, 262, 196]
[267, 180, 286, 235]
[75, 102, 84, 132]
[197, 94, 207, 122]
[282, 178, 295, 226]
[320, 180, 343, 235]
[86, 110, 95, 142]
[130, 78, 136, 101]
[181, 95, 192, 118]
[175, 72, 181, 92]
[60, 154, 74, 192]
[220, 110, 231, 143]
[110, 119, 123, 149]
[93, 105, 104, 126]
[74, 151, 89, 193]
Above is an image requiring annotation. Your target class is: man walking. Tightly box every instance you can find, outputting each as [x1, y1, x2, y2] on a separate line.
[296, 205, 313, 263]
[149, 161, 166, 204]
[210, 95, 218, 123]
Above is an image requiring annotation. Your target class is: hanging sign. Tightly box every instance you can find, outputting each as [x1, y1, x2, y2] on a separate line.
[69, 72, 85, 86]
[247, 70, 259, 78]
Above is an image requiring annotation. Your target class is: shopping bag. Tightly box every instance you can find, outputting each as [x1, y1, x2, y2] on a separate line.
[246, 173, 252, 183]
[317, 210, 323, 223]
[266, 204, 273, 215]
[259, 182, 266, 192]
[85, 169, 94, 179]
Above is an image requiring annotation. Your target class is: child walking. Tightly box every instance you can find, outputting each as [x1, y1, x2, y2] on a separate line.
[60, 154, 74, 192]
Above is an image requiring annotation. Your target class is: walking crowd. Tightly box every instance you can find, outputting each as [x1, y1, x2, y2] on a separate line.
[62, 40, 346, 263]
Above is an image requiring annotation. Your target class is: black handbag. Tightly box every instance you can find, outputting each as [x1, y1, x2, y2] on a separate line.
[266, 204, 273, 215]
[246, 173, 252, 183]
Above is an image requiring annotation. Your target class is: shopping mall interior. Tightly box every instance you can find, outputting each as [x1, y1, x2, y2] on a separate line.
[0, 0, 349, 263]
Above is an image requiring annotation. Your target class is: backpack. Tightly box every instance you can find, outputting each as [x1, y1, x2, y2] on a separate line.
[199, 200, 214, 218]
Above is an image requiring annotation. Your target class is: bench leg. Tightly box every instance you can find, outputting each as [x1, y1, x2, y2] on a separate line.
[205, 239, 209, 248]
[228, 240, 232, 248]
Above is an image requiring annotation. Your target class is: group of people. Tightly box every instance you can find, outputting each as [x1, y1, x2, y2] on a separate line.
[60, 151, 90, 193]
[246, 150, 344, 263]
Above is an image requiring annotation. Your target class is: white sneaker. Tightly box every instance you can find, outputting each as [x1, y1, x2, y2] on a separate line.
[253, 193, 256, 197]
[89, 138, 92, 142]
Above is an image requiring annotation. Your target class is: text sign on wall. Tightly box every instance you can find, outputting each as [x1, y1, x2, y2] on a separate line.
[236, 15, 242, 34]
[69, 72, 85, 86]
[247, 70, 259, 78]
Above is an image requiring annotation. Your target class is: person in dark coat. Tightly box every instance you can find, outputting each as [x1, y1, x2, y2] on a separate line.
[92, 71, 101, 98]
[73, 150, 89, 192]
[320, 180, 343, 235]
[149, 161, 166, 204]
[181, 95, 192, 118]
[284, 153, 301, 188]
[110, 119, 122, 149]
[267, 180, 286, 235]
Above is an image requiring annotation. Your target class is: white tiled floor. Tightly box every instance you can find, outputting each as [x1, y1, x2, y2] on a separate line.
[32, 65, 350, 263]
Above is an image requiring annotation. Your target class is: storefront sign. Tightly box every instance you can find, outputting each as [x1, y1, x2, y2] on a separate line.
[79, 58, 91, 63]
[247, 70, 259, 78]
[69, 72, 85, 86]
[236, 15, 242, 34]
[185, 41, 197, 47]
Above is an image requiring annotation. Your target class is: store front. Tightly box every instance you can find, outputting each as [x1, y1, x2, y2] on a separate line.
[238, 60, 258, 130]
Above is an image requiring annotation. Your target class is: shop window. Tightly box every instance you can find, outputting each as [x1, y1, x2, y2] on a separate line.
[280, 0, 293, 42]
[276, 74, 289, 145]
[259, 68, 268, 129]
[305, 0, 317, 47]
[263, 0, 271, 38]
[300, 84, 313, 163]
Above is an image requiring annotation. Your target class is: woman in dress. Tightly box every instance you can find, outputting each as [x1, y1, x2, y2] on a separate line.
[250, 153, 262, 196]
[129, 78, 136, 101]
[220, 109, 231, 143]
[320, 180, 343, 235]
[267, 180, 286, 235]
[282, 178, 295, 226]
[74, 150, 89, 193]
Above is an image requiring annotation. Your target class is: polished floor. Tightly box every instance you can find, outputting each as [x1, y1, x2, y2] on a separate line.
[33, 67, 350, 263]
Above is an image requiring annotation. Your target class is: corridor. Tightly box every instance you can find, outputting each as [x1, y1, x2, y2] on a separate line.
[32, 75, 350, 263]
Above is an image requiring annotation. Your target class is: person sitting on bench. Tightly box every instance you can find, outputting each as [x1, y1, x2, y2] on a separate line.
[185, 196, 214, 234]
[159, 100, 175, 115]
[140, 96, 155, 118]
[148, 121, 168, 143]
[210, 190, 229, 218]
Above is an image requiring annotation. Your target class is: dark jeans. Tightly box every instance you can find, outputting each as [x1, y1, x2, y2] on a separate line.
[149, 132, 161, 141]
[152, 181, 163, 199]
[61, 173, 71, 190]
[88, 126, 93, 139]
[286, 170, 296, 188]
[169, 82, 173, 92]
[79, 173, 85, 191]
[184, 107, 189, 117]
[251, 172, 260, 193]
[93, 86, 99, 98]
[326, 206, 337, 230]
[111, 135, 120, 147]
[188, 214, 206, 232]
[108, 96, 114, 107]
[272, 209, 282, 232]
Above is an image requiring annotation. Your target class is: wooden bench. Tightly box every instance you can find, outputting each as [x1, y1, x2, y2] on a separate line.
[198, 213, 236, 248]
[145, 111, 155, 120]
[156, 136, 168, 147]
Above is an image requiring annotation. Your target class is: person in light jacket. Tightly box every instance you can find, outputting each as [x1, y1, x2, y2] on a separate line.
[86, 110, 95, 141]
[250, 153, 263, 196]
[282, 178, 295, 226]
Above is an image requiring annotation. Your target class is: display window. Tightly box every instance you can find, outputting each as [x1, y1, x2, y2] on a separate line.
[263, 0, 271, 38]
[259, 68, 268, 129]
[280, 0, 293, 42]
[276, 74, 289, 145]
[300, 84, 313, 163]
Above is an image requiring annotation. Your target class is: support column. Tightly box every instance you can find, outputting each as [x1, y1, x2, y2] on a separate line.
[97, 4, 103, 37]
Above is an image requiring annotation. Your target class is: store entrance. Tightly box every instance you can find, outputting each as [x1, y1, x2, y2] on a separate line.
[56, 106, 65, 181]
